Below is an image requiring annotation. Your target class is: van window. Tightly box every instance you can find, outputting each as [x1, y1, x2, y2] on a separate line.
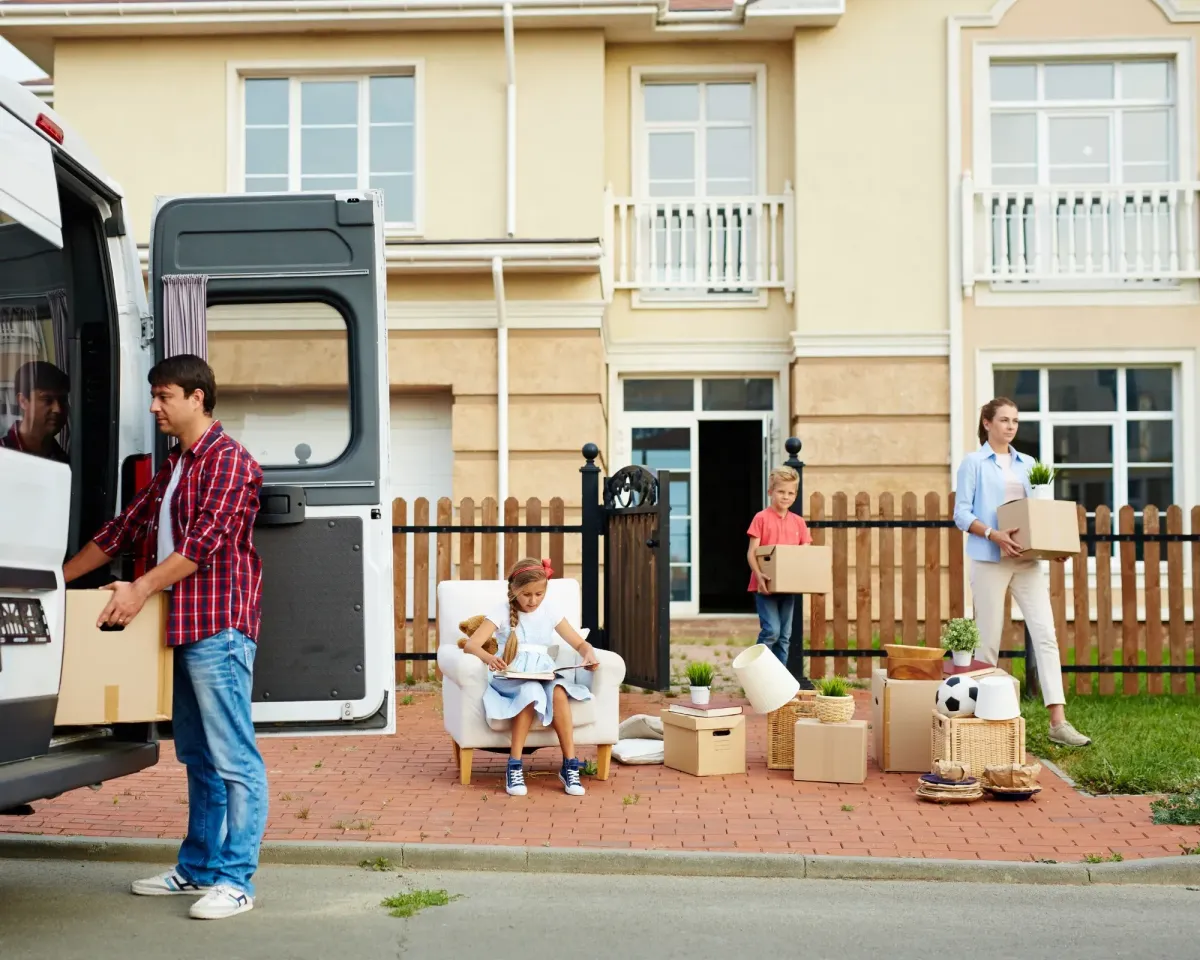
[0, 179, 118, 561]
[206, 301, 351, 467]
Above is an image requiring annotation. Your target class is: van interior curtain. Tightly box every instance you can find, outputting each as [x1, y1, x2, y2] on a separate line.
[162, 274, 209, 360]
[45, 289, 70, 449]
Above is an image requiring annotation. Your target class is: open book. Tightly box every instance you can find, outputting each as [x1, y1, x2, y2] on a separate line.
[495, 665, 582, 681]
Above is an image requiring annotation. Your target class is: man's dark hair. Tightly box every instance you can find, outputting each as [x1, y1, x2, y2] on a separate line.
[149, 354, 217, 415]
[15, 360, 69, 399]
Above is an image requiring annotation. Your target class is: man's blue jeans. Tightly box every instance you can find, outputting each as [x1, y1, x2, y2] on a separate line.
[173, 628, 268, 896]
[755, 593, 795, 665]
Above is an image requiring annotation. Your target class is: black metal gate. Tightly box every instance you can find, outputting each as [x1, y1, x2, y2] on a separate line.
[579, 448, 671, 690]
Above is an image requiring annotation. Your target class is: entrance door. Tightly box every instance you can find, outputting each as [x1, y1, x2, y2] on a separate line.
[149, 192, 394, 735]
[698, 420, 764, 613]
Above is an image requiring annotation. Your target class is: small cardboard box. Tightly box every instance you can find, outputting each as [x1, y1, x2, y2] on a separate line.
[995, 498, 1081, 561]
[754, 544, 833, 595]
[871, 669, 943, 772]
[662, 710, 746, 777]
[55, 590, 172, 726]
[793, 718, 868, 784]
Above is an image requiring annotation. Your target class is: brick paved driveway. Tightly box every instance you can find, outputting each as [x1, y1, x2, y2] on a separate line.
[4, 692, 1194, 861]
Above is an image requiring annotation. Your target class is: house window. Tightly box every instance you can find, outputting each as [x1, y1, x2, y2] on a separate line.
[638, 78, 759, 297]
[989, 60, 1175, 187]
[986, 59, 1180, 279]
[243, 75, 416, 228]
[993, 365, 1177, 549]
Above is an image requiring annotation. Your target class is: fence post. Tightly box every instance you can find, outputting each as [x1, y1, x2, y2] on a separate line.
[580, 443, 603, 646]
[783, 437, 813, 689]
[1023, 622, 1041, 701]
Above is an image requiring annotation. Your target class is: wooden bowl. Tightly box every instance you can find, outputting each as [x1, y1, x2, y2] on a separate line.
[883, 643, 945, 661]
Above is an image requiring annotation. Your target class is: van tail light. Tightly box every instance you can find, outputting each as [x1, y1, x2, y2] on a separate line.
[121, 454, 153, 579]
[35, 113, 64, 144]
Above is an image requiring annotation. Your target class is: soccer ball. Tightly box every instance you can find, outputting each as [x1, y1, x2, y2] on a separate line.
[935, 675, 979, 718]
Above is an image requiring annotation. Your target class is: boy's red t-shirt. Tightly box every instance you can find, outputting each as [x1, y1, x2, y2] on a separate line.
[747, 508, 813, 592]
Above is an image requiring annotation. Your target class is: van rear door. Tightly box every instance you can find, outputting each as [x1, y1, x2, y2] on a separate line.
[149, 192, 395, 736]
[0, 106, 62, 247]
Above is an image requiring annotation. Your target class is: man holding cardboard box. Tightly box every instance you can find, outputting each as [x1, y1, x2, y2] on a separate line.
[63, 354, 267, 920]
[953, 397, 1090, 748]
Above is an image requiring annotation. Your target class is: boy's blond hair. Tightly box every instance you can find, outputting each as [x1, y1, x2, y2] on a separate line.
[768, 465, 800, 491]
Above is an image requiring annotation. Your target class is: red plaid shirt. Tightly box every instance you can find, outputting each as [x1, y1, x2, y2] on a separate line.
[0, 422, 69, 463]
[93, 421, 263, 646]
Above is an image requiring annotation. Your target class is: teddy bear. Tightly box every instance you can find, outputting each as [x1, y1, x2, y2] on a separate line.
[456, 614, 518, 665]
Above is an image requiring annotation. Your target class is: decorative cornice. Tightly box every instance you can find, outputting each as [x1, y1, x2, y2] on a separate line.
[205, 299, 605, 332]
[791, 331, 950, 358]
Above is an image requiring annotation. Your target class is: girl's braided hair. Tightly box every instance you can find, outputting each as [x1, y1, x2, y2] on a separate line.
[502, 558, 553, 663]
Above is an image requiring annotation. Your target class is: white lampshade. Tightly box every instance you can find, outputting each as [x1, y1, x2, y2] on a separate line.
[974, 675, 1021, 721]
[732, 644, 800, 714]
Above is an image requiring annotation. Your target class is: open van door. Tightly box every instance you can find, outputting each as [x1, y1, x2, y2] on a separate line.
[0, 106, 62, 248]
[149, 192, 395, 736]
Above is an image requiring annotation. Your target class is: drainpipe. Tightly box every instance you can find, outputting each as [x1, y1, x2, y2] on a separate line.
[493, 256, 510, 505]
[503, 1, 516, 238]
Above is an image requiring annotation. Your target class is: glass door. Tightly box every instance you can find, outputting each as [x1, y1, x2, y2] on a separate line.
[630, 425, 694, 607]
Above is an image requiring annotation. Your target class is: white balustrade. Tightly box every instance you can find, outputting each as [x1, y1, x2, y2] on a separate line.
[605, 185, 794, 303]
[963, 172, 1200, 290]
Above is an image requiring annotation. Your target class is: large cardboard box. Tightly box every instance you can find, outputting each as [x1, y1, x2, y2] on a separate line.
[55, 590, 172, 726]
[871, 667, 1016, 772]
[754, 544, 833, 595]
[662, 710, 746, 777]
[995, 498, 1081, 560]
[793, 718, 868, 784]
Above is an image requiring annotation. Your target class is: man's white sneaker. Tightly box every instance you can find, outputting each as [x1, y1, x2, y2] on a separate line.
[189, 884, 255, 920]
[130, 869, 213, 897]
[1048, 721, 1092, 747]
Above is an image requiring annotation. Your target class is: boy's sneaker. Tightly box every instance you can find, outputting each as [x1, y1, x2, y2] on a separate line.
[131, 869, 213, 897]
[189, 884, 254, 920]
[559, 758, 585, 797]
[505, 758, 527, 796]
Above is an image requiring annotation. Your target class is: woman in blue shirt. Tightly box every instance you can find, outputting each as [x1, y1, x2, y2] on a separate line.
[954, 397, 1091, 747]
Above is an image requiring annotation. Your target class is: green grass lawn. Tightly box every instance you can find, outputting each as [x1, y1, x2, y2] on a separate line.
[1021, 694, 1200, 795]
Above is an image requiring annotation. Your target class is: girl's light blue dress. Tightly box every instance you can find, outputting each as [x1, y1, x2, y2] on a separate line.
[483, 597, 592, 727]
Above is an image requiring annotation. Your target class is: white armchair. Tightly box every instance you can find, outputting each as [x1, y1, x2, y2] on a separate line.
[436, 579, 625, 785]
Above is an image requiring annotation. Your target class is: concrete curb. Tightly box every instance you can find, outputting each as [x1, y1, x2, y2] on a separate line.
[1, 834, 1197, 885]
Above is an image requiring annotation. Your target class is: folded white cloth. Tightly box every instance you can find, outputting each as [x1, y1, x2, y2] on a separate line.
[618, 713, 663, 741]
[612, 738, 664, 765]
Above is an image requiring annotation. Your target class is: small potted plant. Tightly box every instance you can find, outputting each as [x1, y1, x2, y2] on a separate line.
[813, 675, 855, 724]
[941, 617, 980, 668]
[1028, 461, 1056, 501]
[686, 661, 715, 705]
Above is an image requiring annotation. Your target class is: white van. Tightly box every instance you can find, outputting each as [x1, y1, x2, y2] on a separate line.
[0, 75, 396, 812]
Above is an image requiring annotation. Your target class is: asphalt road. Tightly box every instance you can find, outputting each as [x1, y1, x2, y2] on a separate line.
[1, 859, 1197, 960]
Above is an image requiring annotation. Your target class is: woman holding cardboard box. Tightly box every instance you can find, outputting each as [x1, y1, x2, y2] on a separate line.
[953, 398, 1091, 748]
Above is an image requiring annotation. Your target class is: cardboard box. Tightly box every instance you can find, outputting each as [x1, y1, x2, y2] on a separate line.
[662, 710, 746, 777]
[793, 718, 868, 784]
[871, 667, 1015, 772]
[55, 590, 172, 726]
[754, 544, 833, 595]
[871, 670, 943, 772]
[995, 498, 1081, 560]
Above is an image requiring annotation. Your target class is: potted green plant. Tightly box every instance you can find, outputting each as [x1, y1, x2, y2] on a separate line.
[813, 675, 855, 723]
[941, 617, 980, 668]
[1028, 461, 1056, 501]
[686, 661, 715, 705]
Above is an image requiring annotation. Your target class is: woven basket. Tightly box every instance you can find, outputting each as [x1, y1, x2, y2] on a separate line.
[930, 710, 1025, 778]
[766, 693, 817, 770]
[815, 694, 856, 724]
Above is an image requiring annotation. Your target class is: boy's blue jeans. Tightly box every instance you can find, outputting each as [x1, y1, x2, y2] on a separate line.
[755, 593, 795, 665]
[172, 628, 269, 897]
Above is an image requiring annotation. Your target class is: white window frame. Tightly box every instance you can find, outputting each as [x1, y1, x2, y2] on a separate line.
[629, 64, 769, 310]
[972, 39, 1195, 298]
[227, 58, 425, 238]
[975, 348, 1197, 598]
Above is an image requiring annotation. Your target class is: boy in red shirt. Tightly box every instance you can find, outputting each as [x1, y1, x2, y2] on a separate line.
[746, 465, 812, 664]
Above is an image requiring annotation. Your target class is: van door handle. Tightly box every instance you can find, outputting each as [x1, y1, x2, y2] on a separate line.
[256, 485, 307, 526]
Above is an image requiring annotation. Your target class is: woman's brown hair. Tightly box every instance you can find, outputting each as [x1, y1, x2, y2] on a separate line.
[977, 397, 1018, 446]
[501, 558, 553, 663]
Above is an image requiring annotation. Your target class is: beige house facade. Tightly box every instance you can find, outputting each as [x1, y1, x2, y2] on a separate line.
[3, 0, 1198, 616]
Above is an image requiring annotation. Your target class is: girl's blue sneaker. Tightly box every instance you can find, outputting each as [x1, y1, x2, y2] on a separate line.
[505, 758, 527, 796]
[559, 757, 585, 797]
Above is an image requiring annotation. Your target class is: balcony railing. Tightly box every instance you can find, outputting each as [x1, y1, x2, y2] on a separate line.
[604, 184, 794, 303]
[962, 171, 1200, 292]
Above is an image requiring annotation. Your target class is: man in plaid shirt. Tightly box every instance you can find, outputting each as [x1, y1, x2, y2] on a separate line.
[64, 354, 267, 921]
